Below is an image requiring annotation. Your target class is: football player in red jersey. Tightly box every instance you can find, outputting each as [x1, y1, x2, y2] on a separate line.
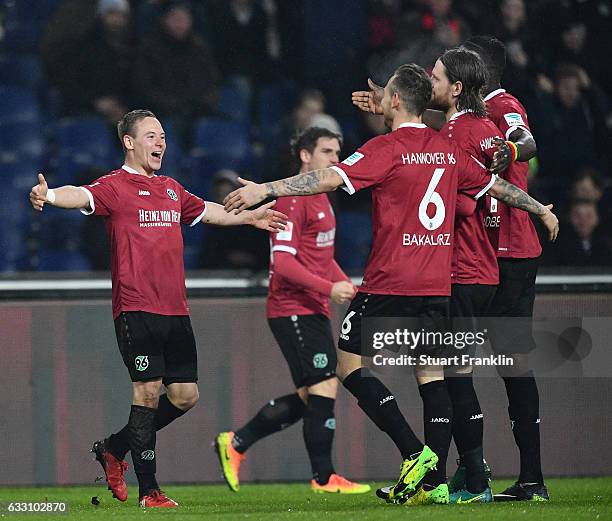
[29, 109, 287, 508]
[350, 48, 519, 504]
[214, 127, 370, 495]
[462, 35, 550, 502]
[224, 64, 557, 505]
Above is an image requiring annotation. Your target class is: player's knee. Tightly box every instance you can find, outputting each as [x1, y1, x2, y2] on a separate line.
[171, 387, 199, 411]
[308, 377, 337, 398]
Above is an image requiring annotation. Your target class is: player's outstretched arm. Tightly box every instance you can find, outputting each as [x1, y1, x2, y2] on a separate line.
[223, 170, 344, 213]
[487, 177, 559, 241]
[203, 200, 287, 231]
[29, 173, 90, 212]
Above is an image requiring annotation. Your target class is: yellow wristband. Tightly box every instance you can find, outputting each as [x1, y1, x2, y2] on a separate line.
[506, 140, 519, 161]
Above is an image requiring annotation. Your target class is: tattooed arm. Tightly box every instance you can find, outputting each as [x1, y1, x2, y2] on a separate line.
[488, 177, 559, 240]
[224, 169, 344, 213]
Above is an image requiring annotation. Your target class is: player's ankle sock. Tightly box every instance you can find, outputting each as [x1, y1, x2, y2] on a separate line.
[107, 394, 187, 460]
[155, 393, 187, 430]
[462, 446, 487, 493]
[137, 473, 159, 498]
[343, 368, 423, 459]
[128, 405, 158, 496]
[503, 373, 543, 484]
[446, 376, 487, 491]
[233, 393, 305, 454]
[419, 380, 453, 486]
[108, 427, 130, 461]
[302, 394, 336, 485]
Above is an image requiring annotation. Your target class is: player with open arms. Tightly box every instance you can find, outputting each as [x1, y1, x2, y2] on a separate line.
[224, 64, 558, 506]
[214, 127, 369, 495]
[29, 110, 287, 508]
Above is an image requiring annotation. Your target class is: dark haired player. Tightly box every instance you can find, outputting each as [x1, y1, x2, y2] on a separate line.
[351, 48, 514, 504]
[223, 64, 558, 506]
[462, 35, 549, 502]
[29, 109, 287, 508]
[214, 127, 370, 494]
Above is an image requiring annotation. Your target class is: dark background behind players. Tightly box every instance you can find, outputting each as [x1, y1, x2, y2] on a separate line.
[0, 0, 610, 273]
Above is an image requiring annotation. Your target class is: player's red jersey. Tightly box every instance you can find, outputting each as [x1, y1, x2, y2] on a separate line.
[444, 111, 501, 285]
[483, 89, 542, 258]
[80, 165, 206, 319]
[267, 194, 337, 318]
[332, 123, 495, 297]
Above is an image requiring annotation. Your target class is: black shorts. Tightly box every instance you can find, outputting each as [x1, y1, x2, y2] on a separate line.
[487, 257, 539, 354]
[268, 314, 337, 388]
[337, 293, 451, 358]
[114, 311, 198, 384]
[450, 284, 497, 362]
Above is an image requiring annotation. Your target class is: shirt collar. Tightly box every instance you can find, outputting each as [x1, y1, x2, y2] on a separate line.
[483, 88, 506, 102]
[122, 164, 154, 177]
[449, 109, 473, 121]
[397, 122, 427, 129]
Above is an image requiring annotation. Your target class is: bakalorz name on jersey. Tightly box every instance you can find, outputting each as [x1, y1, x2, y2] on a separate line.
[403, 233, 451, 247]
[138, 209, 180, 228]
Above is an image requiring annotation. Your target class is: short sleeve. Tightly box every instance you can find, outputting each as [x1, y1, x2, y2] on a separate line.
[456, 148, 496, 200]
[269, 197, 305, 256]
[79, 174, 119, 216]
[496, 102, 532, 141]
[180, 185, 207, 226]
[330, 135, 395, 194]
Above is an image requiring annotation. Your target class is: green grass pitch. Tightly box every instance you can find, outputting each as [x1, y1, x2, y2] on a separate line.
[1, 478, 610, 520]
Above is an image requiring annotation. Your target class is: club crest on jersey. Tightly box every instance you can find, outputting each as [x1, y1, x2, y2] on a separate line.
[167, 188, 178, 201]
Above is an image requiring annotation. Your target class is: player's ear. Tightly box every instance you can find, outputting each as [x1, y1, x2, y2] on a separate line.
[391, 91, 401, 109]
[452, 80, 463, 99]
[123, 134, 134, 151]
[299, 149, 311, 164]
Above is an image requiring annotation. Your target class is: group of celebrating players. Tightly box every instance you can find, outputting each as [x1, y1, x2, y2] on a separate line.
[29, 35, 557, 508]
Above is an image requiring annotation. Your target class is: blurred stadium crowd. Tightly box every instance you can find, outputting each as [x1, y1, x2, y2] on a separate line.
[0, 0, 610, 273]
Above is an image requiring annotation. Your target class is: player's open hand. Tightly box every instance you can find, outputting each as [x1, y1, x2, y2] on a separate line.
[351, 78, 384, 115]
[490, 137, 512, 175]
[540, 204, 559, 242]
[30, 173, 48, 211]
[330, 280, 356, 304]
[247, 201, 288, 232]
[224, 177, 267, 214]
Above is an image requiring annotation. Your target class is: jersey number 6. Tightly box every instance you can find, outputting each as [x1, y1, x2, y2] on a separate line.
[418, 167, 446, 230]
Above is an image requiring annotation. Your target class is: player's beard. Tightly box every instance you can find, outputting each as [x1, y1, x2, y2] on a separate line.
[428, 95, 450, 112]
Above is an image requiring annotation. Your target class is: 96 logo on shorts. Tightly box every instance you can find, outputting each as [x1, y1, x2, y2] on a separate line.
[313, 353, 328, 369]
[135, 355, 149, 372]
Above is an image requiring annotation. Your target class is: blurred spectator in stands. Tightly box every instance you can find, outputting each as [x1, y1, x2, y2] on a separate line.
[209, 0, 280, 99]
[553, 199, 611, 267]
[369, 0, 469, 82]
[133, 1, 220, 145]
[42, 0, 134, 123]
[571, 168, 604, 204]
[198, 169, 269, 270]
[266, 89, 326, 181]
[531, 63, 611, 202]
[486, 0, 544, 102]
